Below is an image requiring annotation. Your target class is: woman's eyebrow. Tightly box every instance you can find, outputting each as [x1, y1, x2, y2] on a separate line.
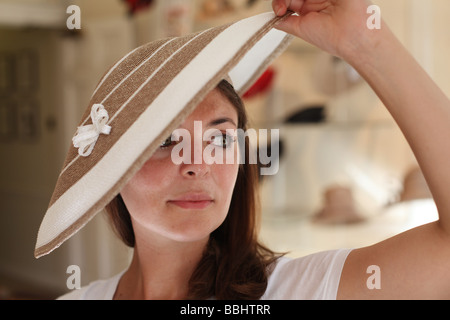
[206, 117, 237, 128]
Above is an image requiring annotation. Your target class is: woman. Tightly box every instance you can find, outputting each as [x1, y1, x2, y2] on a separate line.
[52, 0, 450, 299]
[107, 80, 280, 300]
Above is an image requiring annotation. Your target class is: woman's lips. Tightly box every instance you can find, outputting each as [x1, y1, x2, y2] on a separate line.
[169, 200, 214, 210]
[168, 194, 214, 210]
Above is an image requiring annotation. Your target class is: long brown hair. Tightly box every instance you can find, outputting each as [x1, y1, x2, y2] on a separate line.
[105, 80, 282, 299]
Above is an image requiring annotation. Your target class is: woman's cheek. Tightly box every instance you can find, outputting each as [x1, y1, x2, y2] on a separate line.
[124, 156, 174, 198]
[217, 162, 239, 198]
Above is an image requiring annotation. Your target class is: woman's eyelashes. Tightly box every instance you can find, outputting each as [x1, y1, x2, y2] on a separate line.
[208, 132, 236, 148]
[159, 135, 177, 149]
[159, 131, 236, 149]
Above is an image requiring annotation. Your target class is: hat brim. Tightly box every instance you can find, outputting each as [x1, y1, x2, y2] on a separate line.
[35, 12, 293, 258]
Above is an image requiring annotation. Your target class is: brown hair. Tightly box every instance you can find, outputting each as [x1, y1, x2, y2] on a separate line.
[105, 80, 282, 299]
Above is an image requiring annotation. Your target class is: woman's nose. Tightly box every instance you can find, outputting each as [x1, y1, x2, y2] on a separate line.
[180, 161, 210, 178]
[179, 127, 210, 178]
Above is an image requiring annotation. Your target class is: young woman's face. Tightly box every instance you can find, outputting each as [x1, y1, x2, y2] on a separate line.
[120, 88, 240, 245]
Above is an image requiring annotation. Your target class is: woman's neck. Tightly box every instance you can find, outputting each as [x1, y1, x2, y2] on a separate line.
[114, 233, 209, 300]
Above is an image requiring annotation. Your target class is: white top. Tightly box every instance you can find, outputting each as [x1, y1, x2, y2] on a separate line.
[58, 249, 351, 300]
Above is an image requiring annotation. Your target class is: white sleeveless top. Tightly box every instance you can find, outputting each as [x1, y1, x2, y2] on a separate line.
[58, 249, 351, 300]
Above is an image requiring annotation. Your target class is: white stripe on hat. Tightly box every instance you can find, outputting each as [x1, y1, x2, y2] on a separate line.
[109, 29, 211, 124]
[91, 46, 140, 98]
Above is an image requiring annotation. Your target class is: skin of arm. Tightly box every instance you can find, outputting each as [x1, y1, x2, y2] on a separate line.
[272, 0, 450, 299]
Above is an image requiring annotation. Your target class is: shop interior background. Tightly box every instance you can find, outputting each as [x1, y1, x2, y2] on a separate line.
[0, 0, 449, 299]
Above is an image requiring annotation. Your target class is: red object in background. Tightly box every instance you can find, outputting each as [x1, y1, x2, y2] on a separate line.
[243, 66, 276, 99]
[123, 0, 155, 15]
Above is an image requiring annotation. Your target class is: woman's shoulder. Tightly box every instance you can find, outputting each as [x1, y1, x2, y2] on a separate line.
[263, 249, 352, 300]
[57, 270, 125, 300]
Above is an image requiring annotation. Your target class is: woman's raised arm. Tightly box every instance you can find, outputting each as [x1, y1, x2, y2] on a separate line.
[273, 0, 450, 299]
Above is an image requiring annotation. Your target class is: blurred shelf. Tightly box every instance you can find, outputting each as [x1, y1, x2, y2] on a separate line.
[259, 199, 439, 258]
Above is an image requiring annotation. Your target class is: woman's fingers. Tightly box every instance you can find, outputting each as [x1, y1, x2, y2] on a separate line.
[272, 0, 305, 16]
[274, 14, 301, 36]
[272, 0, 286, 16]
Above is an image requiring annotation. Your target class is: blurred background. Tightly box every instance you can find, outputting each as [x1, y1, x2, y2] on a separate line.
[0, 0, 448, 299]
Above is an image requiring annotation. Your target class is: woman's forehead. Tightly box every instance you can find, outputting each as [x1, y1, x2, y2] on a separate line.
[184, 89, 238, 125]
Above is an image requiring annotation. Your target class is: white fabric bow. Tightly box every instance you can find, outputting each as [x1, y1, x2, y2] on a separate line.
[72, 104, 112, 157]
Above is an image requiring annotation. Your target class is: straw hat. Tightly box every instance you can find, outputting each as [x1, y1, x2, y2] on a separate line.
[34, 12, 293, 258]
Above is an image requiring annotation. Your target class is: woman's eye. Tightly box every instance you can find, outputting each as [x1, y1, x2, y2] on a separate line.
[160, 136, 175, 149]
[210, 133, 236, 148]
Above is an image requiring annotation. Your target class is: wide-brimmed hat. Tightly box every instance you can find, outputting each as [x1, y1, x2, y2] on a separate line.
[35, 12, 293, 258]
